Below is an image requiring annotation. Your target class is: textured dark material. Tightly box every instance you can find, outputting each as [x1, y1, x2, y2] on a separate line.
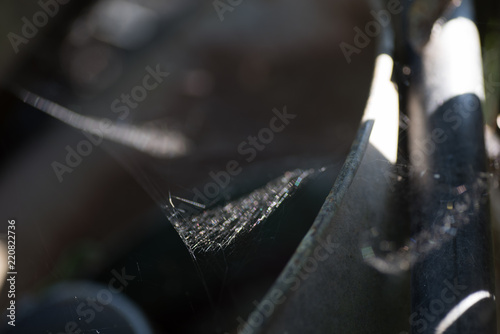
[242, 120, 411, 334]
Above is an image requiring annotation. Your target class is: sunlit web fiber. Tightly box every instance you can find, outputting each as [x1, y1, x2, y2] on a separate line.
[169, 169, 317, 253]
[16, 88, 188, 158]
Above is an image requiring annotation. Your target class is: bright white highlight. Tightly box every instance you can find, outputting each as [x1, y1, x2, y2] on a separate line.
[363, 53, 399, 163]
[434, 290, 494, 334]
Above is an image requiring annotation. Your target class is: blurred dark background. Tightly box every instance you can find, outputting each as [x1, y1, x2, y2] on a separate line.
[0, 0, 499, 333]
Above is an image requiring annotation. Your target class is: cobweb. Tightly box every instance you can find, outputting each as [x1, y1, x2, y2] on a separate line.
[167, 168, 319, 253]
[16, 89, 325, 255]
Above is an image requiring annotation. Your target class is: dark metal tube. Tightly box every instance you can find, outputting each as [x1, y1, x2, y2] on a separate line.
[408, 1, 497, 333]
